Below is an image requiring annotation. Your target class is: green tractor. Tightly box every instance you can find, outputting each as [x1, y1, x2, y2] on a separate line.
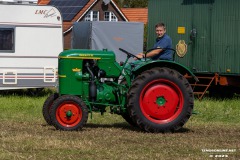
[42, 48, 196, 133]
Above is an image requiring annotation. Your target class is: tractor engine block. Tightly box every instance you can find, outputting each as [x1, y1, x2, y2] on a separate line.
[96, 82, 116, 104]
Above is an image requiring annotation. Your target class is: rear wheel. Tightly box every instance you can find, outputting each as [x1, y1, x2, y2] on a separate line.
[120, 80, 137, 127]
[121, 111, 137, 127]
[42, 93, 59, 125]
[128, 67, 194, 132]
[50, 95, 88, 131]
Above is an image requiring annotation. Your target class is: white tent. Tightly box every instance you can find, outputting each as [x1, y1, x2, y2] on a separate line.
[72, 21, 144, 62]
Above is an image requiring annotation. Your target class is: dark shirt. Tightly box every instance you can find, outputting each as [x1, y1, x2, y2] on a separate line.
[151, 34, 173, 60]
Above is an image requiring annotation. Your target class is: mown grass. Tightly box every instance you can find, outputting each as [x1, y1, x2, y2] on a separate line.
[0, 90, 239, 160]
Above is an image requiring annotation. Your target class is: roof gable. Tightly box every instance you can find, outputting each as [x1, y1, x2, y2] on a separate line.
[38, 0, 128, 33]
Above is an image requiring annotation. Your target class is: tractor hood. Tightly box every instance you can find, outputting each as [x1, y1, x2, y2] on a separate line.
[59, 49, 116, 61]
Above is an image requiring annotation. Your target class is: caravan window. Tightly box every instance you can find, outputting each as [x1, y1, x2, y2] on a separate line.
[0, 28, 14, 52]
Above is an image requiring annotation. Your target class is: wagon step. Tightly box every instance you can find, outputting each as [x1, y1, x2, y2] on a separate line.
[191, 84, 209, 87]
[185, 75, 216, 100]
[194, 76, 214, 79]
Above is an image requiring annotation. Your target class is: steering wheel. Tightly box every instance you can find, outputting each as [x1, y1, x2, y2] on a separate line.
[119, 48, 141, 60]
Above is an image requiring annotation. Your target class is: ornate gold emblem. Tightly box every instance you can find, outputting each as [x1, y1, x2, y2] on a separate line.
[72, 68, 81, 72]
[176, 40, 187, 58]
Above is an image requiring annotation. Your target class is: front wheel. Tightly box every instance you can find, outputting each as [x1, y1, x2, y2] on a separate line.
[50, 95, 88, 131]
[127, 67, 194, 133]
[42, 93, 59, 125]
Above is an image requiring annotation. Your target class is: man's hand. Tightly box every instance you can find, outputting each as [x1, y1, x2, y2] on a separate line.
[134, 53, 145, 60]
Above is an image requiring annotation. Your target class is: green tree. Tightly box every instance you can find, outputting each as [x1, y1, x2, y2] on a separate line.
[126, 0, 148, 8]
[115, 0, 148, 8]
[113, 0, 123, 7]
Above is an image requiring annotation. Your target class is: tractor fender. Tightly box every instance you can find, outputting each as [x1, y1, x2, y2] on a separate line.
[132, 60, 198, 82]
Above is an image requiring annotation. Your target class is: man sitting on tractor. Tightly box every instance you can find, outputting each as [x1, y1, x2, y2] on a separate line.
[136, 22, 173, 61]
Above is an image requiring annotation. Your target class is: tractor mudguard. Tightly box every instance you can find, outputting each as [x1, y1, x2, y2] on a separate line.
[131, 59, 198, 82]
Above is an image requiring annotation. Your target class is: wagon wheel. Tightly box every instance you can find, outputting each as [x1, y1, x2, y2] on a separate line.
[209, 86, 234, 99]
[42, 93, 59, 125]
[128, 67, 194, 133]
[50, 95, 88, 131]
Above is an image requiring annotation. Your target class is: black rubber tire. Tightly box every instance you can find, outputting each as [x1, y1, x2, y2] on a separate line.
[120, 80, 137, 127]
[42, 93, 59, 125]
[50, 95, 88, 131]
[121, 111, 137, 127]
[127, 67, 194, 133]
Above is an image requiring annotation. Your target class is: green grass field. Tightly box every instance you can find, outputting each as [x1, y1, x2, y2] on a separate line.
[0, 90, 239, 160]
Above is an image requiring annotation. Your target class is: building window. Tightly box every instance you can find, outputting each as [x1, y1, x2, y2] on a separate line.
[85, 11, 99, 21]
[104, 11, 118, 22]
[0, 28, 14, 52]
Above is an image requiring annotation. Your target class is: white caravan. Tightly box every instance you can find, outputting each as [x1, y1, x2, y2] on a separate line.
[0, 4, 63, 90]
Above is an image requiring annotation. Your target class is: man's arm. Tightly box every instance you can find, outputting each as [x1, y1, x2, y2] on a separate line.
[145, 48, 162, 58]
[136, 48, 162, 59]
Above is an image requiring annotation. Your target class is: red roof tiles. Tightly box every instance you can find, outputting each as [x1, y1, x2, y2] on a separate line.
[121, 8, 148, 24]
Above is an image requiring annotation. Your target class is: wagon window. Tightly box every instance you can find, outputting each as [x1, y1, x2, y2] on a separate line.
[0, 28, 14, 52]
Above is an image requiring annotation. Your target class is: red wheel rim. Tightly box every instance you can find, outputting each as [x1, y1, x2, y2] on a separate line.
[140, 79, 184, 124]
[56, 101, 82, 127]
